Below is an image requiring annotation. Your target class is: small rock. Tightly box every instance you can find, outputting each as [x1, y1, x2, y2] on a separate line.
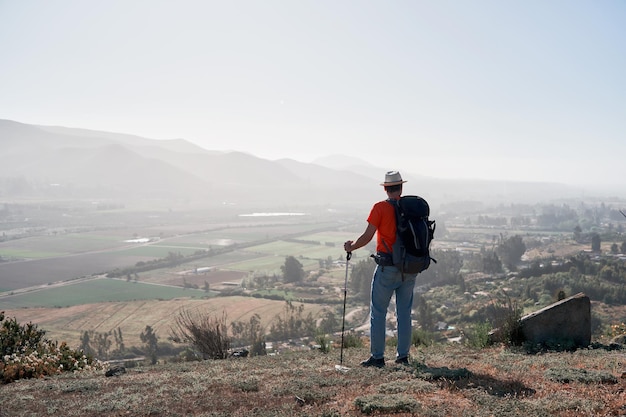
[105, 366, 126, 377]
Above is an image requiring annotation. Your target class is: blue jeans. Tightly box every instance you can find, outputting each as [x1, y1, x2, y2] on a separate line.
[369, 264, 416, 360]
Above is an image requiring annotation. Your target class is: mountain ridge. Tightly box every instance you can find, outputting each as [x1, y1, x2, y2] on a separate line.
[0, 119, 585, 207]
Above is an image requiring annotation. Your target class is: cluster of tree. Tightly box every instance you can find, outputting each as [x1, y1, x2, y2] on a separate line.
[267, 301, 316, 341]
[610, 241, 626, 254]
[573, 226, 609, 251]
[281, 255, 306, 283]
[413, 293, 435, 332]
[181, 278, 211, 292]
[78, 326, 159, 364]
[541, 272, 626, 305]
[79, 330, 115, 360]
[140, 325, 159, 364]
[495, 235, 526, 269]
[230, 313, 266, 356]
[510, 216, 532, 228]
[518, 252, 626, 284]
[479, 249, 503, 275]
[318, 255, 336, 270]
[349, 258, 376, 302]
[506, 254, 626, 306]
[537, 204, 579, 230]
[107, 247, 236, 278]
[108, 251, 198, 278]
[459, 202, 625, 233]
[242, 274, 279, 290]
[517, 259, 572, 279]
[317, 308, 340, 335]
[419, 249, 465, 289]
[463, 235, 528, 275]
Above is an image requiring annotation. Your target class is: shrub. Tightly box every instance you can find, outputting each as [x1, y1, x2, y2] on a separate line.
[1, 317, 45, 357]
[465, 321, 492, 349]
[315, 333, 331, 353]
[607, 322, 626, 339]
[0, 312, 103, 383]
[412, 328, 434, 347]
[341, 331, 363, 349]
[414, 364, 472, 381]
[233, 377, 260, 392]
[488, 293, 523, 346]
[354, 394, 421, 414]
[170, 309, 231, 360]
[545, 368, 618, 384]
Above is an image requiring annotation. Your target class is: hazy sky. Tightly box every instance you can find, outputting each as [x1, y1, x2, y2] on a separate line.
[1, 1, 625, 187]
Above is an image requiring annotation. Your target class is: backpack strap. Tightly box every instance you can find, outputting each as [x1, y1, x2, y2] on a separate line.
[386, 198, 407, 279]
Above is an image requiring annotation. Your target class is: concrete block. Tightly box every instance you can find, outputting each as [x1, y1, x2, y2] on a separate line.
[520, 292, 591, 347]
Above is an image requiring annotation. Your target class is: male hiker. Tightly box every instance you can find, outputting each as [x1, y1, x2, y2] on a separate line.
[343, 171, 417, 367]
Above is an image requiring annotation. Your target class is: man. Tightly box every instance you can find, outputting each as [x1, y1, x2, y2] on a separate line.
[343, 171, 417, 367]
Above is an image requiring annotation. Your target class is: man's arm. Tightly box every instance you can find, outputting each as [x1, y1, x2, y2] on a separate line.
[344, 223, 376, 253]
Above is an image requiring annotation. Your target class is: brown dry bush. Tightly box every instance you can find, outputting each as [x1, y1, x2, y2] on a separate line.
[170, 309, 230, 360]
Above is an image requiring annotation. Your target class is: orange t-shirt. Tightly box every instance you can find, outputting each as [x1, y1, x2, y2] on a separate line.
[367, 199, 397, 253]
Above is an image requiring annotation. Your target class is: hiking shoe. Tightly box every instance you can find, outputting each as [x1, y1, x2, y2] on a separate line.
[360, 356, 385, 368]
[394, 356, 409, 365]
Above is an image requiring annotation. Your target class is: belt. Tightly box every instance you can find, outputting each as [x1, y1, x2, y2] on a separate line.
[371, 251, 394, 266]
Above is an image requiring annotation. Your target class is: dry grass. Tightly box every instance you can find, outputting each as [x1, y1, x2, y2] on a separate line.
[1, 344, 624, 416]
[2, 298, 328, 348]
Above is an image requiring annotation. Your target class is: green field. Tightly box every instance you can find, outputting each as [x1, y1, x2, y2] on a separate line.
[301, 231, 353, 245]
[184, 251, 263, 267]
[0, 248, 63, 259]
[246, 241, 318, 256]
[225, 254, 320, 274]
[0, 233, 131, 259]
[167, 223, 336, 244]
[0, 279, 210, 309]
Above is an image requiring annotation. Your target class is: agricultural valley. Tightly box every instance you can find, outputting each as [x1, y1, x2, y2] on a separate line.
[2, 191, 626, 358]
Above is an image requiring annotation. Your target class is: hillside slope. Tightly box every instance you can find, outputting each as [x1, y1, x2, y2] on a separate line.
[0, 344, 623, 416]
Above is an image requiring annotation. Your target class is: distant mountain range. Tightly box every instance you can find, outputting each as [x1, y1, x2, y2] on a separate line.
[0, 119, 584, 209]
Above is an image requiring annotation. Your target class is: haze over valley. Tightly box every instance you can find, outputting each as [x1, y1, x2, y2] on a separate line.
[1, 118, 626, 347]
[0, 119, 609, 212]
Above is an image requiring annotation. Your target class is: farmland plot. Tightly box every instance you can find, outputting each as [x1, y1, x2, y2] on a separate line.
[157, 270, 247, 288]
[0, 251, 156, 291]
[0, 278, 209, 308]
[0, 232, 137, 259]
[300, 231, 355, 246]
[2, 296, 330, 348]
[224, 254, 320, 275]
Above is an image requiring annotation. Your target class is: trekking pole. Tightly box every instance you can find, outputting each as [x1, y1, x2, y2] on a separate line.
[335, 251, 351, 372]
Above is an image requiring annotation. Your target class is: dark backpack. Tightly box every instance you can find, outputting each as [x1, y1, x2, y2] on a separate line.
[388, 196, 436, 274]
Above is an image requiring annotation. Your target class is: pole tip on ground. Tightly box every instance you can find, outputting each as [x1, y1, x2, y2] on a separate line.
[335, 364, 350, 372]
